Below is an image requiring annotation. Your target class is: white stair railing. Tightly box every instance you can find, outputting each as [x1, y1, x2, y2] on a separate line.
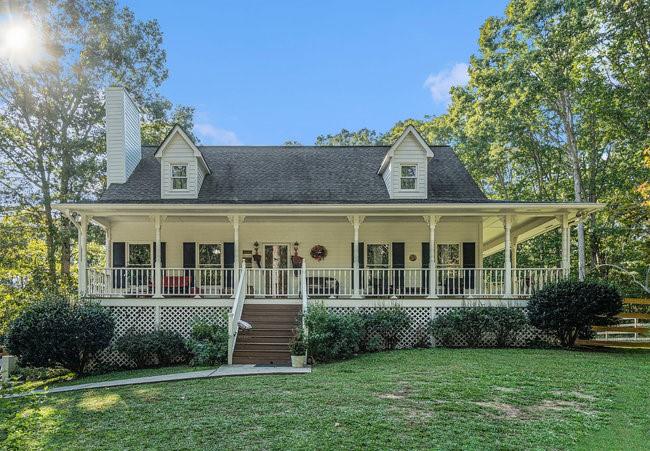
[227, 260, 247, 365]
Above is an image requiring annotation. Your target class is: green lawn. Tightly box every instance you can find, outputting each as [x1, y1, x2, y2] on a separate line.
[1, 348, 649, 450]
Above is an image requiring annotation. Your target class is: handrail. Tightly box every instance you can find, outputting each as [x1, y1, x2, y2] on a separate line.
[227, 260, 247, 365]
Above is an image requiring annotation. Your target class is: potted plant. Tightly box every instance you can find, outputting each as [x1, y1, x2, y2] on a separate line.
[289, 328, 307, 368]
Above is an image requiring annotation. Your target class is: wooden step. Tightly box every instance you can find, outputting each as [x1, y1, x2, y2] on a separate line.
[239, 329, 293, 337]
[237, 332, 293, 343]
[235, 342, 290, 351]
[232, 355, 291, 365]
[242, 305, 302, 312]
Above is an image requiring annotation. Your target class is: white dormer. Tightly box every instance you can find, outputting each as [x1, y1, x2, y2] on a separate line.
[378, 125, 433, 199]
[155, 125, 210, 199]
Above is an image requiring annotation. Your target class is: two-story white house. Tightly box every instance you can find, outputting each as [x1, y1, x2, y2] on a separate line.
[56, 87, 602, 365]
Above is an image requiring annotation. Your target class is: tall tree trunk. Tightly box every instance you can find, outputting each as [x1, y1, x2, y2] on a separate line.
[59, 140, 73, 282]
[35, 146, 58, 287]
[558, 92, 587, 280]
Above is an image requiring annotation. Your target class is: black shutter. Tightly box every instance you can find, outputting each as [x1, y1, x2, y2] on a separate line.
[183, 243, 196, 268]
[183, 242, 196, 290]
[462, 242, 476, 289]
[112, 242, 126, 267]
[392, 242, 405, 293]
[112, 242, 126, 289]
[224, 242, 235, 289]
[421, 242, 430, 293]
[152, 242, 167, 268]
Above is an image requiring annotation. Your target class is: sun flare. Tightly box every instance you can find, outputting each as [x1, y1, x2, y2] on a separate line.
[0, 18, 43, 67]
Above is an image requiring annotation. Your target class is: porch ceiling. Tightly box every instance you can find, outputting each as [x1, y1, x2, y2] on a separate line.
[57, 202, 602, 255]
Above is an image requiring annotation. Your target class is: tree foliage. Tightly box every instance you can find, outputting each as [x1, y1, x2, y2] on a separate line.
[0, 0, 194, 294]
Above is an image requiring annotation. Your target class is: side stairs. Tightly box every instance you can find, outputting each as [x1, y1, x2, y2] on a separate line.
[232, 304, 302, 365]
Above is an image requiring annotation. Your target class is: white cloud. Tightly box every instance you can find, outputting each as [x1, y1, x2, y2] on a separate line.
[423, 63, 470, 105]
[195, 123, 241, 145]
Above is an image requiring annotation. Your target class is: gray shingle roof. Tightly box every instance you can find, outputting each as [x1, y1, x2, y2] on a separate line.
[98, 145, 488, 204]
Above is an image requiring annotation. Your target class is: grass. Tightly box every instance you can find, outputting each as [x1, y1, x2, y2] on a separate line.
[1, 348, 649, 450]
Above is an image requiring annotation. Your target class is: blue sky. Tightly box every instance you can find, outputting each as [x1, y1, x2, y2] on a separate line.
[121, 1, 509, 145]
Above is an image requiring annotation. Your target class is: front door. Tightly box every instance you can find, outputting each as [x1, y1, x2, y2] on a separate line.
[264, 244, 289, 296]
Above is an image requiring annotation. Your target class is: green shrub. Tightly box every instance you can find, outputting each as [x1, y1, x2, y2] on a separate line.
[484, 308, 528, 347]
[429, 307, 520, 348]
[186, 319, 228, 366]
[364, 306, 411, 350]
[365, 335, 384, 353]
[289, 328, 306, 355]
[304, 305, 365, 362]
[528, 280, 622, 347]
[429, 310, 465, 347]
[114, 330, 188, 367]
[6, 295, 114, 374]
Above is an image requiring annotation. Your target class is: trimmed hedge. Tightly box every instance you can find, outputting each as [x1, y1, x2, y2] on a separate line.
[6, 295, 114, 374]
[527, 280, 622, 347]
[114, 330, 189, 367]
[304, 305, 412, 362]
[428, 307, 528, 348]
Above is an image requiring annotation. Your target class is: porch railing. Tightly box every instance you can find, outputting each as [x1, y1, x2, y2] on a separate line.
[85, 267, 567, 299]
[161, 268, 235, 297]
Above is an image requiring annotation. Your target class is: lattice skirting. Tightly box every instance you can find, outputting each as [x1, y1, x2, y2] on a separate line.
[326, 306, 544, 348]
[95, 305, 229, 367]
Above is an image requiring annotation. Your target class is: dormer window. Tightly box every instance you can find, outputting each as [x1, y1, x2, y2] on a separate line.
[171, 164, 188, 190]
[400, 164, 417, 190]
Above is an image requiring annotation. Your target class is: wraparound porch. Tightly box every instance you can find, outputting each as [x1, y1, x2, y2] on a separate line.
[58, 202, 601, 301]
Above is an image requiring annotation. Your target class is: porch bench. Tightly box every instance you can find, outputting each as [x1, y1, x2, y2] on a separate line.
[306, 276, 340, 296]
[149, 275, 202, 295]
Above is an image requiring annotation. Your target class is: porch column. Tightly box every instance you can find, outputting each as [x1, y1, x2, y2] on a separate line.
[78, 215, 89, 297]
[503, 215, 512, 296]
[511, 236, 518, 270]
[105, 224, 113, 291]
[229, 215, 243, 288]
[153, 215, 162, 298]
[104, 225, 112, 270]
[349, 215, 364, 299]
[425, 215, 441, 298]
[560, 214, 570, 277]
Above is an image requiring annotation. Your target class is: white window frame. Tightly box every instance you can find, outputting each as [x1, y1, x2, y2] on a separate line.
[126, 242, 152, 268]
[170, 163, 189, 191]
[399, 163, 418, 191]
[196, 243, 224, 268]
[436, 242, 462, 268]
[366, 243, 391, 269]
[196, 243, 224, 289]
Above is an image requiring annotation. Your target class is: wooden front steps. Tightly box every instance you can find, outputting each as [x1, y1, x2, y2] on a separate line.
[232, 304, 302, 365]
